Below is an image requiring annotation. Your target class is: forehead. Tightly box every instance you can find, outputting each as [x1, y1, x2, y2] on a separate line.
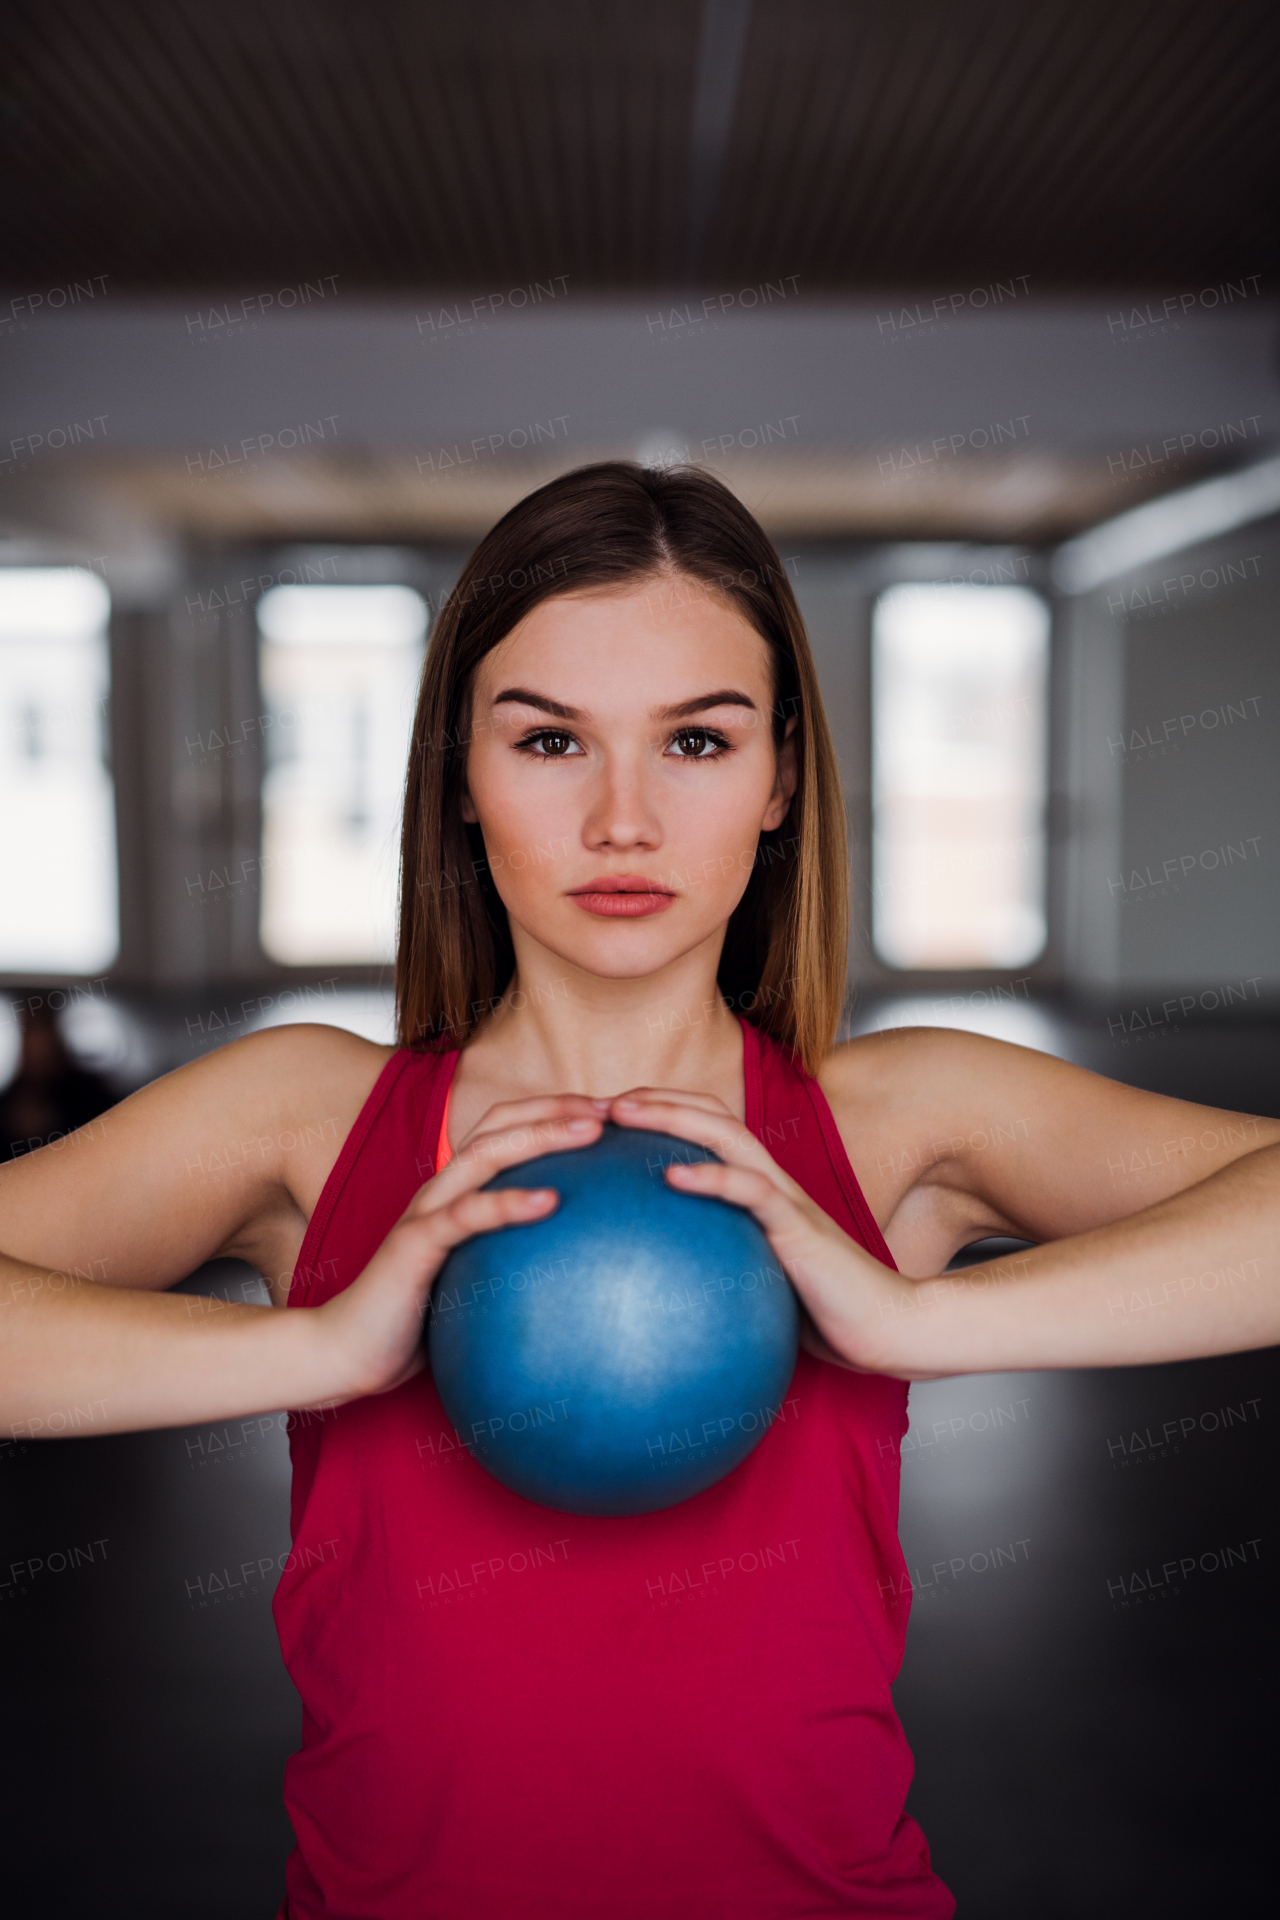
[474, 578, 773, 694]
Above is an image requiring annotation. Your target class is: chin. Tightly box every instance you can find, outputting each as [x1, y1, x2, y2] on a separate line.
[524, 915, 694, 978]
[576, 934, 685, 975]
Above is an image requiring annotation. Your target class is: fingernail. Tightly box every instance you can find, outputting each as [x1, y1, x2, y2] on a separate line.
[615, 1097, 639, 1109]
[590, 1098, 611, 1112]
[568, 1117, 595, 1130]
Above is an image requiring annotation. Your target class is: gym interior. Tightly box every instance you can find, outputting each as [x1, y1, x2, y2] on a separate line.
[2, 4, 1277, 1914]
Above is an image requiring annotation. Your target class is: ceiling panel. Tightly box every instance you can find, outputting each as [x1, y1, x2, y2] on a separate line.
[1, 0, 1275, 293]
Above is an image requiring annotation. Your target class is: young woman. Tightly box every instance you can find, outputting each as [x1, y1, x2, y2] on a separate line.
[3, 463, 1277, 1918]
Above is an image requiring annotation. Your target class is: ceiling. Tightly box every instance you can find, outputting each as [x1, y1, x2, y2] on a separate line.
[40, 443, 1138, 547]
[1, 0, 1276, 557]
[3, 0, 1277, 295]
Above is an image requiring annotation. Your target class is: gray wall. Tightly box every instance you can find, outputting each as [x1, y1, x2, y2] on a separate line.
[3, 298, 1275, 475]
[1062, 516, 1280, 998]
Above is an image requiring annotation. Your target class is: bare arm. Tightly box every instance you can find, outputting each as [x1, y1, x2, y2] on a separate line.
[0, 1173, 572, 1437]
[822, 1028, 1280, 1373]
[602, 1052, 1280, 1377]
[0, 1023, 381, 1301]
[3, 1266, 349, 1438]
[0, 1027, 606, 1434]
[0, 1019, 355, 1432]
[820, 1026, 1280, 1278]
[848, 1140, 1280, 1376]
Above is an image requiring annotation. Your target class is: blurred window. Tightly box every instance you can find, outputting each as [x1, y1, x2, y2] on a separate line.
[0, 568, 117, 972]
[257, 585, 428, 964]
[871, 583, 1049, 969]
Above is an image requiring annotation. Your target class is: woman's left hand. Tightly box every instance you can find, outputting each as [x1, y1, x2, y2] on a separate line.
[607, 1087, 909, 1376]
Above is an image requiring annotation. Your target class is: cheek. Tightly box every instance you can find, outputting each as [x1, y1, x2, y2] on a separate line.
[689, 804, 767, 900]
[465, 749, 575, 904]
[669, 757, 778, 856]
[469, 751, 572, 853]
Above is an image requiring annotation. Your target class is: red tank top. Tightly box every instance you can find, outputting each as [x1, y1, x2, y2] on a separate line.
[273, 1017, 953, 1919]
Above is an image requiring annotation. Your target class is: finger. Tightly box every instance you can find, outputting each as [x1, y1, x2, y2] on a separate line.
[409, 1112, 602, 1214]
[606, 1085, 733, 1116]
[456, 1112, 604, 1177]
[447, 1094, 610, 1165]
[610, 1094, 806, 1195]
[400, 1181, 560, 1258]
[664, 1160, 882, 1328]
[664, 1157, 815, 1240]
[457, 1092, 610, 1143]
[321, 1184, 563, 1403]
[611, 1093, 752, 1148]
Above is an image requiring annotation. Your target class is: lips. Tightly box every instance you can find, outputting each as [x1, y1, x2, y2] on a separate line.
[568, 875, 676, 917]
[569, 876, 672, 894]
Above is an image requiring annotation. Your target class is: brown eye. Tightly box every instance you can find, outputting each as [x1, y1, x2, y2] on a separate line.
[537, 732, 574, 756]
[671, 729, 725, 758]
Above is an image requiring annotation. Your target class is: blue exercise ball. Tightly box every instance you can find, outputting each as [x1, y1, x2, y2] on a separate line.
[427, 1123, 799, 1516]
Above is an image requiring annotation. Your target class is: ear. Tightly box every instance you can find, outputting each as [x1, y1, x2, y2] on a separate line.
[761, 714, 798, 832]
[460, 782, 478, 824]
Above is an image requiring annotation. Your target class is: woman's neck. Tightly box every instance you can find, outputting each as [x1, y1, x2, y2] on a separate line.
[457, 943, 747, 1110]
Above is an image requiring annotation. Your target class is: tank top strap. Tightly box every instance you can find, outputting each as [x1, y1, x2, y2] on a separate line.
[737, 1015, 897, 1272]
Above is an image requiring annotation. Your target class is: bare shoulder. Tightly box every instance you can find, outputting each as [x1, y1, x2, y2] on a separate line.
[122, 1020, 395, 1160]
[816, 1024, 1077, 1121]
[816, 1024, 1280, 1247]
[215, 1020, 396, 1117]
[816, 1021, 1279, 1135]
[0, 1022, 394, 1293]
[814, 1027, 1040, 1201]
[127, 1020, 397, 1219]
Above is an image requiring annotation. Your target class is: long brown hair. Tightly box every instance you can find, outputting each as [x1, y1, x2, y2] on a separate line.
[395, 461, 847, 1074]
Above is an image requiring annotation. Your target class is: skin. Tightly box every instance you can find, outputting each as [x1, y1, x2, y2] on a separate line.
[1, 571, 1278, 1439]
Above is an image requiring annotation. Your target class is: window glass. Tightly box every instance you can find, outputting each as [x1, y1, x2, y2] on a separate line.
[257, 585, 428, 964]
[0, 568, 117, 972]
[871, 583, 1049, 969]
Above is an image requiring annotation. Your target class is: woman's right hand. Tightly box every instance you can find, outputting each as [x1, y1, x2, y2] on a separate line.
[311, 1095, 607, 1405]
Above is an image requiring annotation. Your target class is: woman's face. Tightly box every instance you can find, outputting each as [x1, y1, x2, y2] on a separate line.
[460, 575, 797, 983]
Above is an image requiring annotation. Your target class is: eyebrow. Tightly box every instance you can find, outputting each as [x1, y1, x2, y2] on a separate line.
[490, 687, 759, 722]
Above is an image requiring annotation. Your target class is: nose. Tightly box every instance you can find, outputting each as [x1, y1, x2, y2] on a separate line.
[580, 747, 663, 854]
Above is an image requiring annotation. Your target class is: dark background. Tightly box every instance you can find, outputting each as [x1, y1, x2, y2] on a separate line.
[2, 3, 1278, 1914]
